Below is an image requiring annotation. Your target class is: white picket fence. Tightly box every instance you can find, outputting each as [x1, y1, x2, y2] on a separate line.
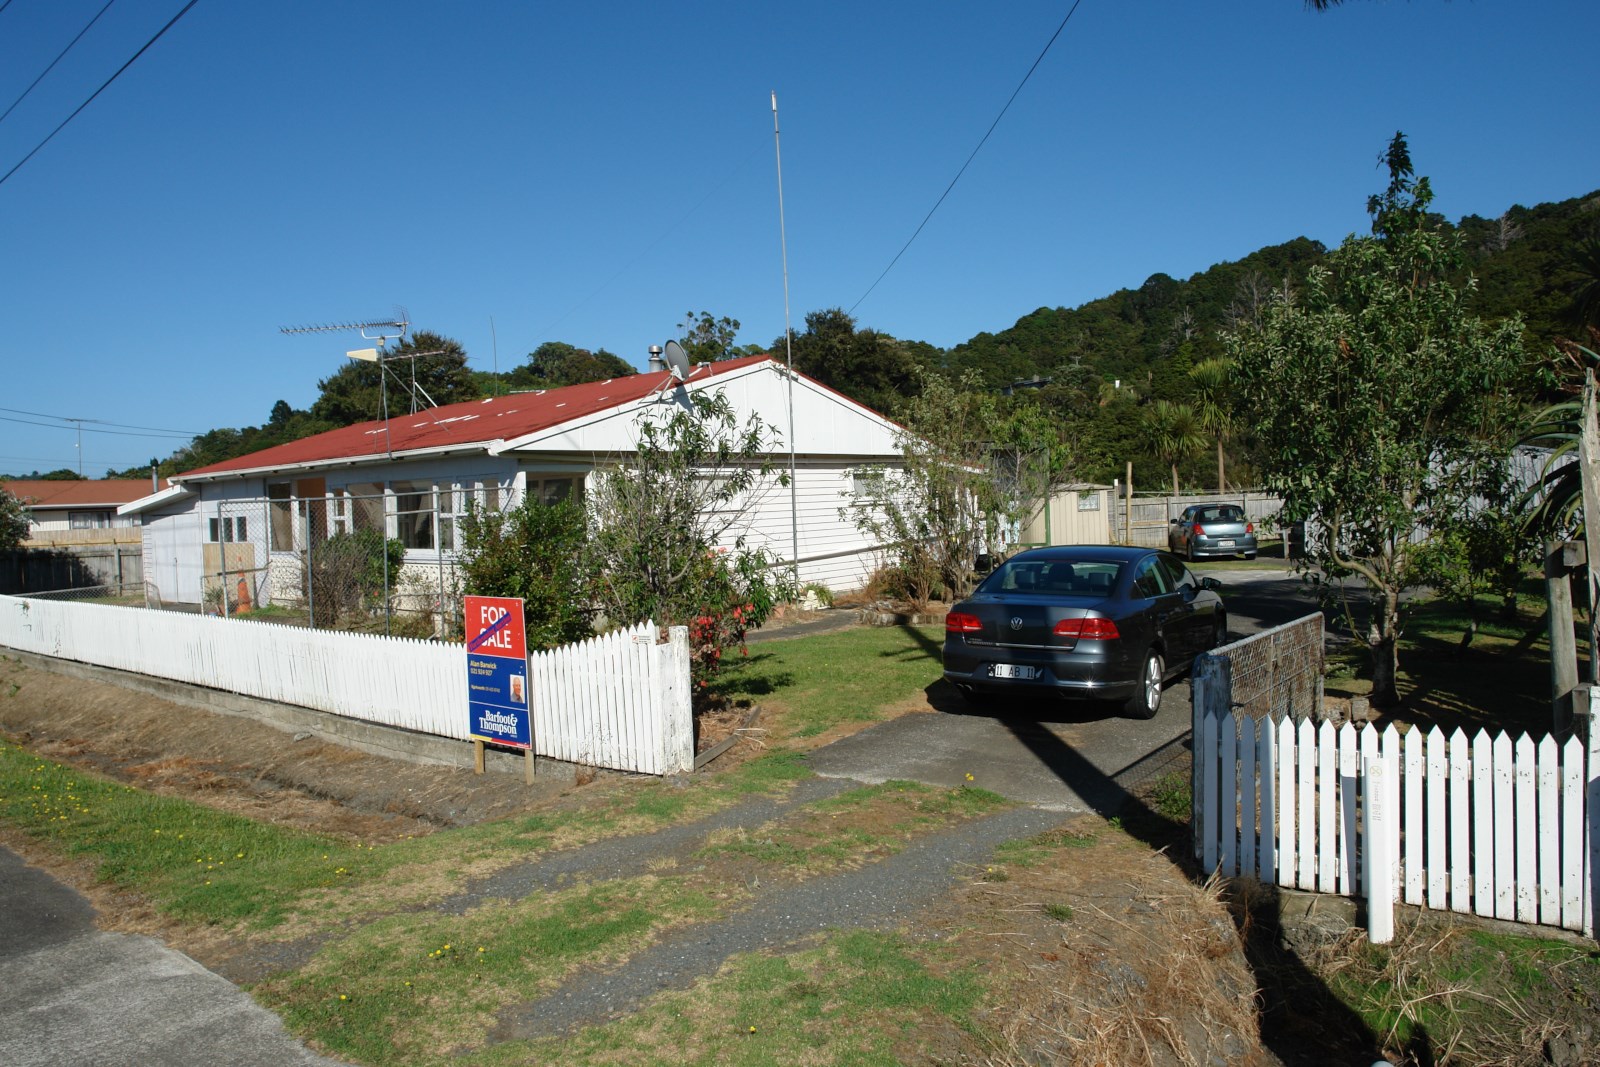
[0, 595, 693, 776]
[1193, 652, 1600, 939]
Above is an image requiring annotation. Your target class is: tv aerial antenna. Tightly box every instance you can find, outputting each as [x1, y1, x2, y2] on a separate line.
[279, 311, 425, 457]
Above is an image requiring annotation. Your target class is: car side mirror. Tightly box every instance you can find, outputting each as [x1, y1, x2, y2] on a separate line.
[974, 553, 993, 574]
[1170, 518, 1180, 524]
[1200, 576, 1222, 592]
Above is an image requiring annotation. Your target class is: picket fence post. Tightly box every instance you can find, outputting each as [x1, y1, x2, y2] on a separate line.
[1365, 757, 1395, 944]
[1584, 707, 1598, 940]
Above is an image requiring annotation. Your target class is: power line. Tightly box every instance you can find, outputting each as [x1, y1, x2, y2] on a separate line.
[0, 0, 119, 129]
[0, 0, 202, 191]
[0, 414, 195, 439]
[849, 0, 1085, 315]
[0, 406, 202, 435]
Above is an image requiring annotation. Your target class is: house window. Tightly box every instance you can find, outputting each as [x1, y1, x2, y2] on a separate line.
[345, 483, 385, 535]
[393, 481, 435, 550]
[1077, 493, 1101, 512]
[207, 516, 247, 543]
[268, 483, 293, 551]
[850, 471, 885, 500]
[529, 476, 579, 506]
[439, 485, 467, 552]
[328, 489, 352, 537]
[68, 511, 110, 529]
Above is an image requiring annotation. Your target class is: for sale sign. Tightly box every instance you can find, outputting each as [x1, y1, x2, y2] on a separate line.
[465, 595, 530, 749]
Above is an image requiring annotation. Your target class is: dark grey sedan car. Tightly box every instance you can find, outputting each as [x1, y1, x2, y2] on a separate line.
[1167, 503, 1257, 560]
[942, 545, 1226, 719]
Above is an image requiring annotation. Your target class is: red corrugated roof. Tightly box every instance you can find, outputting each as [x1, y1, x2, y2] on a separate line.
[1, 479, 156, 508]
[176, 355, 777, 480]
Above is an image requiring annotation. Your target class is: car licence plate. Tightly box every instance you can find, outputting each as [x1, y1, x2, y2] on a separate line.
[1218, 540, 1235, 547]
[991, 664, 1037, 680]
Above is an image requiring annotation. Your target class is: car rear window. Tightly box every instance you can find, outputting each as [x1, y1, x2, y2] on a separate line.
[981, 559, 1123, 596]
[1198, 506, 1243, 523]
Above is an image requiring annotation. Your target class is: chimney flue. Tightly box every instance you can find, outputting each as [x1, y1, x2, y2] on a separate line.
[647, 344, 665, 373]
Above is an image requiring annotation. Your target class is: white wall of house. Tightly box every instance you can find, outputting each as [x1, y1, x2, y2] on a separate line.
[503, 362, 901, 459]
[127, 365, 907, 606]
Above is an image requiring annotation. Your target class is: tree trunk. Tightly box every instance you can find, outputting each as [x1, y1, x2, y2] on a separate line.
[1171, 464, 1179, 498]
[1368, 588, 1401, 707]
[1216, 439, 1225, 495]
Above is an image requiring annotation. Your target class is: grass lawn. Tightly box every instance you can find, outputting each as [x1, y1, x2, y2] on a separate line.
[709, 623, 946, 742]
[1321, 579, 1562, 737]
[2, 618, 1586, 1066]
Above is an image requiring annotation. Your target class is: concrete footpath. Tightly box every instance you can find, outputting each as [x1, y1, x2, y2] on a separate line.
[0, 845, 343, 1067]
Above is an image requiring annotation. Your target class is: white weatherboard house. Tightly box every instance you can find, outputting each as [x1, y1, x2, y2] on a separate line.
[119, 356, 905, 608]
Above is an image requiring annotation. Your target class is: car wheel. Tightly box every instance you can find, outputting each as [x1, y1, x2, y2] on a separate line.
[1186, 542, 1197, 563]
[1123, 650, 1163, 719]
[1243, 552, 1256, 561]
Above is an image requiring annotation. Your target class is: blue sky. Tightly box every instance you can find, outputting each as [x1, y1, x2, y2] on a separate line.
[1, 0, 1596, 477]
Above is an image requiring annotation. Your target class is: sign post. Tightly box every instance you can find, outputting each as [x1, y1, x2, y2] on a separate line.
[465, 595, 533, 784]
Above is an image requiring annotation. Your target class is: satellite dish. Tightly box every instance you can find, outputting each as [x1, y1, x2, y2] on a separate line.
[662, 340, 690, 381]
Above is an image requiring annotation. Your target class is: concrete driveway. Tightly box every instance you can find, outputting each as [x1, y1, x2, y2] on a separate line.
[808, 567, 1319, 814]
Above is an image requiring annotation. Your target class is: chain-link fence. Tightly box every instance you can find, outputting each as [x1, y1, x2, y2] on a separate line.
[13, 583, 148, 606]
[1208, 612, 1325, 721]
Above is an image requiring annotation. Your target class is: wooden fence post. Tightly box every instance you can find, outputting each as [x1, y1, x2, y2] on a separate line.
[1549, 541, 1581, 738]
[1366, 757, 1395, 944]
[1192, 653, 1232, 871]
[658, 624, 694, 775]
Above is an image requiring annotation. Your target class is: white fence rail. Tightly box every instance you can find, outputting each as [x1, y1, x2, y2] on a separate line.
[1193, 651, 1600, 939]
[0, 595, 693, 777]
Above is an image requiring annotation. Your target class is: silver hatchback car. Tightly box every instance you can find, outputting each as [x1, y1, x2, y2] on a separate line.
[1168, 504, 1257, 560]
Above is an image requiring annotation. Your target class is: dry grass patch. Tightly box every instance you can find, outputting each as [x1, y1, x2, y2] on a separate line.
[933, 817, 1269, 1067]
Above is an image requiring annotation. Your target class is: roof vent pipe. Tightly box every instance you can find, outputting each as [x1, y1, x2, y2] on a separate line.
[647, 344, 665, 373]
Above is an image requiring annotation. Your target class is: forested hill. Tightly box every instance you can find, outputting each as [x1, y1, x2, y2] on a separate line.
[943, 237, 1328, 393]
[941, 188, 1600, 398]
[98, 185, 1597, 485]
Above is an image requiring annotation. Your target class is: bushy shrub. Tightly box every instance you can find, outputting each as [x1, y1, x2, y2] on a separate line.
[455, 497, 593, 651]
[308, 529, 405, 627]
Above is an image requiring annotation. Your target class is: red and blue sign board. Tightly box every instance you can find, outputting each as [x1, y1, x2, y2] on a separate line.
[465, 595, 530, 749]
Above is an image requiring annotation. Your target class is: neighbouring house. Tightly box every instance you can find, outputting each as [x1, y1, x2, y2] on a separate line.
[119, 355, 906, 610]
[1, 479, 151, 543]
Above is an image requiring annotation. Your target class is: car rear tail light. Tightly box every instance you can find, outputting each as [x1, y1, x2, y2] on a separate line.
[1246, 522, 1254, 533]
[1053, 617, 1120, 640]
[945, 612, 982, 633]
[1192, 523, 1204, 535]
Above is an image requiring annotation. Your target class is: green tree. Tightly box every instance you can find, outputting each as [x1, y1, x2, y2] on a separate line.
[1188, 358, 1237, 493]
[0, 487, 29, 549]
[677, 311, 742, 364]
[1227, 133, 1531, 706]
[585, 391, 794, 696]
[843, 370, 1038, 606]
[456, 496, 593, 650]
[312, 331, 478, 425]
[1145, 399, 1207, 497]
[778, 308, 923, 415]
[510, 342, 635, 389]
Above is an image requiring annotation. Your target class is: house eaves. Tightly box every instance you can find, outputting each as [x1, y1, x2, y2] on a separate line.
[170, 440, 496, 485]
[118, 483, 197, 516]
